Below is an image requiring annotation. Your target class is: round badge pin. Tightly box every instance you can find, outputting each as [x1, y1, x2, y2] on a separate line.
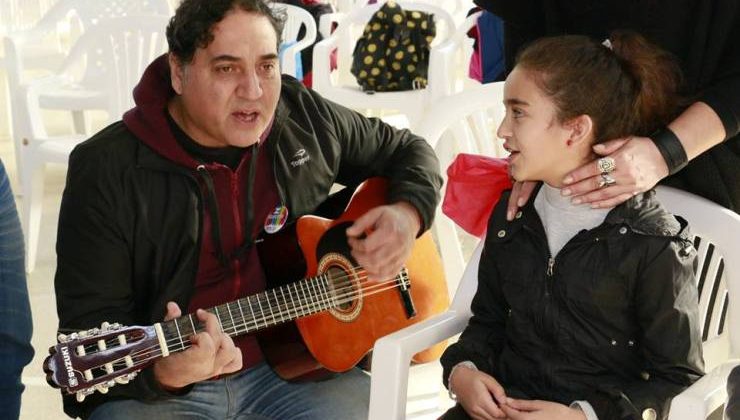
[264, 204, 289, 234]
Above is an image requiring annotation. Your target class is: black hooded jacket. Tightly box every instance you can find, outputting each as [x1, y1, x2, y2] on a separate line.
[54, 54, 442, 418]
[441, 188, 704, 420]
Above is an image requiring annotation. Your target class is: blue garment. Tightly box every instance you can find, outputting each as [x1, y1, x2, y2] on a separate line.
[88, 362, 370, 420]
[477, 11, 505, 83]
[0, 159, 34, 420]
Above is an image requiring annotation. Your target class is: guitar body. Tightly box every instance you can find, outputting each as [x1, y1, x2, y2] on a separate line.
[257, 178, 449, 381]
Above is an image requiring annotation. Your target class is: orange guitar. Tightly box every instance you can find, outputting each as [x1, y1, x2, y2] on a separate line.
[44, 178, 449, 401]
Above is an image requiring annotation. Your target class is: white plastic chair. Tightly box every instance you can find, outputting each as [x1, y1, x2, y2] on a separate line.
[3, 0, 172, 166]
[369, 186, 740, 419]
[434, 10, 482, 98]
[414, 82, 506, 291]
[270, 2, 317, 79]
[312, 1, 456, 128]
[18, 15, 170, 272]
[364, 84, 504, 419]
[656, 187, 740, 420]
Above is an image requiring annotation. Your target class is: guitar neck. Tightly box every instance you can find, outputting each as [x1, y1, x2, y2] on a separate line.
[157, 273, 343, 355]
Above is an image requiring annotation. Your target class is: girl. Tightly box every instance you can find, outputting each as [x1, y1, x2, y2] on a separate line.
[440, 32, 704, 420]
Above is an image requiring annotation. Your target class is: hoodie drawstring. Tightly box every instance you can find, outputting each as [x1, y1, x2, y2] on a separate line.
[196, 143, 260, 268]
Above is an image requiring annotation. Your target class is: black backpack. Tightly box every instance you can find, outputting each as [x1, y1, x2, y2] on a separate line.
[350, 1, 436, 92]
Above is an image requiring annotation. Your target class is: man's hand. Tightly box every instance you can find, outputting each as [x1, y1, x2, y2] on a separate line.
[449, 366, 508, 419]
[346, 201, 420, 281]
[561, 136, 669, 208]
[153, 302, 242, 390]
[501, 399, 586, 420]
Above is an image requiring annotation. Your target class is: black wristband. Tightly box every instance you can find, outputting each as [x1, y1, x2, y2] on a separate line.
[650, 128, 688, 175]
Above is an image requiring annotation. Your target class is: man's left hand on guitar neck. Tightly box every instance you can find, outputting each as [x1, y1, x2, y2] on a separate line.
[346, 201, 421, 282]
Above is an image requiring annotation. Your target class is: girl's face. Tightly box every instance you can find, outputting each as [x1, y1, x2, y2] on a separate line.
[497, 67, 591, 187]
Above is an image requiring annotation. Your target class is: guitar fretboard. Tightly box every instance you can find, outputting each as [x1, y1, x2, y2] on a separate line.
[159, 269, 409, 354]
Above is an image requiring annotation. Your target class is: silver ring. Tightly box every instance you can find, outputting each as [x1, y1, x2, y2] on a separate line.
[597, 157, 616, 174]
[598, 173, 616, 188]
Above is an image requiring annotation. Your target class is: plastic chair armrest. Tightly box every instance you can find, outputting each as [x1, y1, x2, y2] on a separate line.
[668, 360, 740, 420]
[368, 310, 471, 420]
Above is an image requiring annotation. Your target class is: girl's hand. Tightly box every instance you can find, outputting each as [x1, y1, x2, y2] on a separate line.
[501, 399, 587, 420]
[449, 366, 508, 419]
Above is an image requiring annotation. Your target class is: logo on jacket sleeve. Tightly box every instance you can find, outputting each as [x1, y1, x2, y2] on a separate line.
[290, 148, 310, 167]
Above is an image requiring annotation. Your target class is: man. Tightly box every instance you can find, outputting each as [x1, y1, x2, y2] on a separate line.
[54, 0, 442, 418]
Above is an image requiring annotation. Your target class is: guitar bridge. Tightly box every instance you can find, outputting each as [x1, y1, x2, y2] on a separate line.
[396, 268, 416, 319]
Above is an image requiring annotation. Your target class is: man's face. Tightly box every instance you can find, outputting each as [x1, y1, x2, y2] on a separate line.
[169, 9, 281, 148]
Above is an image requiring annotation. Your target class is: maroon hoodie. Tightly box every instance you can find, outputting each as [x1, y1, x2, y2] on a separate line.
[123, 54, 282, 369]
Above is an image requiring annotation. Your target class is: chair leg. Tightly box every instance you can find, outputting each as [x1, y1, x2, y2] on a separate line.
[21, 158, 44, 273]
[71, 110, 89, 135]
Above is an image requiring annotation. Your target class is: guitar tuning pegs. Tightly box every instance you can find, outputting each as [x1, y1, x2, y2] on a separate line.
[114, 376, 129, 385]
[101, 322, 110, 331]
[57, 333, 68, 343]
[128, 372, 138, 380]
[95, 383, 109, 394]
[78, 330, 88, 338]
[75, 387, 95, 402]
[69, 332, 79, 340]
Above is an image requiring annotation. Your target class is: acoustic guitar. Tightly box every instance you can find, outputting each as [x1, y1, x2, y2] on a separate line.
[44, 178, 449, 401]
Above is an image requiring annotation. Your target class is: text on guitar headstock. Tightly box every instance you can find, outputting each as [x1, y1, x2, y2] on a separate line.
[43, 322, 160, 402]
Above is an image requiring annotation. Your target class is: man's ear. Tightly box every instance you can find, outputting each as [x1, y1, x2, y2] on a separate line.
[564, 114, 594, 146]
[169, 53, 185, 95]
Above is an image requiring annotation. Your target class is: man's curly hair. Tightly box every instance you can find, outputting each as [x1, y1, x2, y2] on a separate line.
[167, 0, 285, 64]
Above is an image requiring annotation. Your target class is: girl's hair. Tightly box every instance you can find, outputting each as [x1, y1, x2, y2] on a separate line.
[515, 31, 683, 143]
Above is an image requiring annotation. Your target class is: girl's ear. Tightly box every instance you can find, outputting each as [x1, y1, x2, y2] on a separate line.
[564, 114, 594, 147]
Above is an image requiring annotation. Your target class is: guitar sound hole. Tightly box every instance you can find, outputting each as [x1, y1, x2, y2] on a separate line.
[327, 266, 357, 310]
[318, 252, 364, 322]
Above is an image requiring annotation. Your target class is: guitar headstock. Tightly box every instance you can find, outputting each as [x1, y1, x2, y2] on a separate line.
[43, 322, 159, 402]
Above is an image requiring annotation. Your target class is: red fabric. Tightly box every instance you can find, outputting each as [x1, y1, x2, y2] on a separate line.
[442, 154, 512, 238]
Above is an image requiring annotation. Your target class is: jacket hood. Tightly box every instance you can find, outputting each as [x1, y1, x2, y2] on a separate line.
[123, 54, 201, 169]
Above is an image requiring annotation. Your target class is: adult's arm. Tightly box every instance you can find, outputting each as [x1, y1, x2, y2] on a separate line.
[55, 141, 182, 415]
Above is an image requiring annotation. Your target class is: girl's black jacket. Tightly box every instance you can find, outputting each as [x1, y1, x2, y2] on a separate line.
[441, 188, 704, 420]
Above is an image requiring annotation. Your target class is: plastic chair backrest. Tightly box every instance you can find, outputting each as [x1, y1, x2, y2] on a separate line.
[41, 15, 169, 123]
[414, 82, 506, 294]
[655, 186, 739, 370]
[269, 2, 317, 78]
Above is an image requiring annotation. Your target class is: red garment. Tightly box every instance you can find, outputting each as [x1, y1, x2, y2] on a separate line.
[442, 154, 512, 238]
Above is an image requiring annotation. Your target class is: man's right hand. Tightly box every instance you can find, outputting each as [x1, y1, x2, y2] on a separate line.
[153, 302, 242, 390]
[449, 365, 508, 419]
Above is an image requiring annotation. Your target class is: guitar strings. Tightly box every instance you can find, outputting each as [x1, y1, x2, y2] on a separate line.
[102, 276, 404, 373]
[78, 264, 380, 354]
[79, 269, 413, 376]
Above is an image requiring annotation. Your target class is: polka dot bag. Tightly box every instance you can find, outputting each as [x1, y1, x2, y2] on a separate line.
[350, 1, 436, 92]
